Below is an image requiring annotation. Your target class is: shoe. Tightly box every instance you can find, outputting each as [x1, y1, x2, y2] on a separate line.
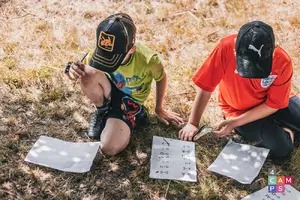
[87, 109, 107, 140]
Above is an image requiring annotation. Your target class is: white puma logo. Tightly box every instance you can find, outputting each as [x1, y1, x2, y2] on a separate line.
[248, 44, 264, 57]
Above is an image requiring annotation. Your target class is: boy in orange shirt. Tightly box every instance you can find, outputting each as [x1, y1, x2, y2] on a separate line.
[179, 21, 300, 160]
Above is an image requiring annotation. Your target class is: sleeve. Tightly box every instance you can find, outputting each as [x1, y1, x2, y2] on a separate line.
[150, 54, 166, 82]
[265, 60, 293, 109]
[192, 41, 225, 92]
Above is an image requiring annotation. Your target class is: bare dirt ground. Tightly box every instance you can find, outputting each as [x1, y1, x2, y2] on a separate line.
[1, 0, 300, 199]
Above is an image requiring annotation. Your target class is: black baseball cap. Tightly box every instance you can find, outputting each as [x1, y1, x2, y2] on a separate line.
[235, 21, 275, 78]
[89, 13, 136, 72]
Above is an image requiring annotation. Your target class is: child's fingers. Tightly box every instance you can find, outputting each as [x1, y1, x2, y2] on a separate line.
[170, 111, 181, 117]
[158, 116, 169, 126]
[71, 63, 85, 76]
[213, 130, 221, 136]
[65, 72, 77, 81]
[213, 130, 227, 137]
[70, 67, 82, 79]
[165, 112, 184, 124]
[74, 60, 85, 69]
[180, 131, 187, 140]
[188, 132, 194, 141]
[178, 129, 183, 139]
[176, 116, 184, 124]
[217, 120, 227, 130]
[170, 116, 182, 125]
[183, 132, 192, 141]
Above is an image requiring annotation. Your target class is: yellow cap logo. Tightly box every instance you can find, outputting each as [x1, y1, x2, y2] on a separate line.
[98, 31, 115, 52]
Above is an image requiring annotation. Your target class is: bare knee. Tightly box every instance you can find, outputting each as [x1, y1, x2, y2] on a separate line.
[101, 143, 122, 156]
[80, 70, 109, 105]
[100, 119, 131, 156]
[85, 90, 104, 106]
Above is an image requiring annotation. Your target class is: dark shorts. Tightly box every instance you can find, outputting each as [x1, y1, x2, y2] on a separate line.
[100, 75, 148, 131]
[235, 96, 300, 159]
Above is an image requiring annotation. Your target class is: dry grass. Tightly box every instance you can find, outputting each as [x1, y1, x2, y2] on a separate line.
[0, 0, 300, 199]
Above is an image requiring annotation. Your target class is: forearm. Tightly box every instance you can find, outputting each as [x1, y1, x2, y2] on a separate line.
[155, 74, 167, 112]
[188, 88, 212, 126]
[232, 103, 278, 127]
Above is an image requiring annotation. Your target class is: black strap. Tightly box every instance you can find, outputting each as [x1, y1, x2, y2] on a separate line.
[192, 124, 206, 141]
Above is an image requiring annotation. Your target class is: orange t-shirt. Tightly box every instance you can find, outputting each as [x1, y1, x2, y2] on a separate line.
[192, 34, 294, 118]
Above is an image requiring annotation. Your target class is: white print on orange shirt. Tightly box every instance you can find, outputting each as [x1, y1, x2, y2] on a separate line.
[261, 75, 277, 88]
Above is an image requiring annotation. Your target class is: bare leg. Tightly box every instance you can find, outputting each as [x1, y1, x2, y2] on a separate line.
[80, 65, 111, 106]
[79, 66, 131, 155]
[100, 118, 131, 156]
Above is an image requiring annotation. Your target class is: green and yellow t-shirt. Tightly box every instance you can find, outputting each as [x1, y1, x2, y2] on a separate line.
[83, 42, 165, 104]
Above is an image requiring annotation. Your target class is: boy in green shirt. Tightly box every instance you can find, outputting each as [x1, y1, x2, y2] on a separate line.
[65, 13, 183, 155]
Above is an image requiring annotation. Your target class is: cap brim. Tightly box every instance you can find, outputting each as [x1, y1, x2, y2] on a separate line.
[89, 48, 126, 73]
[236, 55, 272, 78]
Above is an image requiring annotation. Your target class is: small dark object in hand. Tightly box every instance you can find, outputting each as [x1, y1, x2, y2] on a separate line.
[64, 52, 89, 74]
[64, 62, 72, 73]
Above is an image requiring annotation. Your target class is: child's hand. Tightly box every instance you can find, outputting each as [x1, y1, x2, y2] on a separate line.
[213, 119, 236, 137]
[178, 123, 198, 141]
[65, 60, 86, 81]
[155, 108, 184, 127]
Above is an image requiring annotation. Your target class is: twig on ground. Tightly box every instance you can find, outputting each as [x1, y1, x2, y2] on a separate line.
[169, 91, 196, 96]
[164, 180, 171, 199]
[167, 10, 200, 27]
[10, 8, 36, 19]
[187, 11, 200, 23]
